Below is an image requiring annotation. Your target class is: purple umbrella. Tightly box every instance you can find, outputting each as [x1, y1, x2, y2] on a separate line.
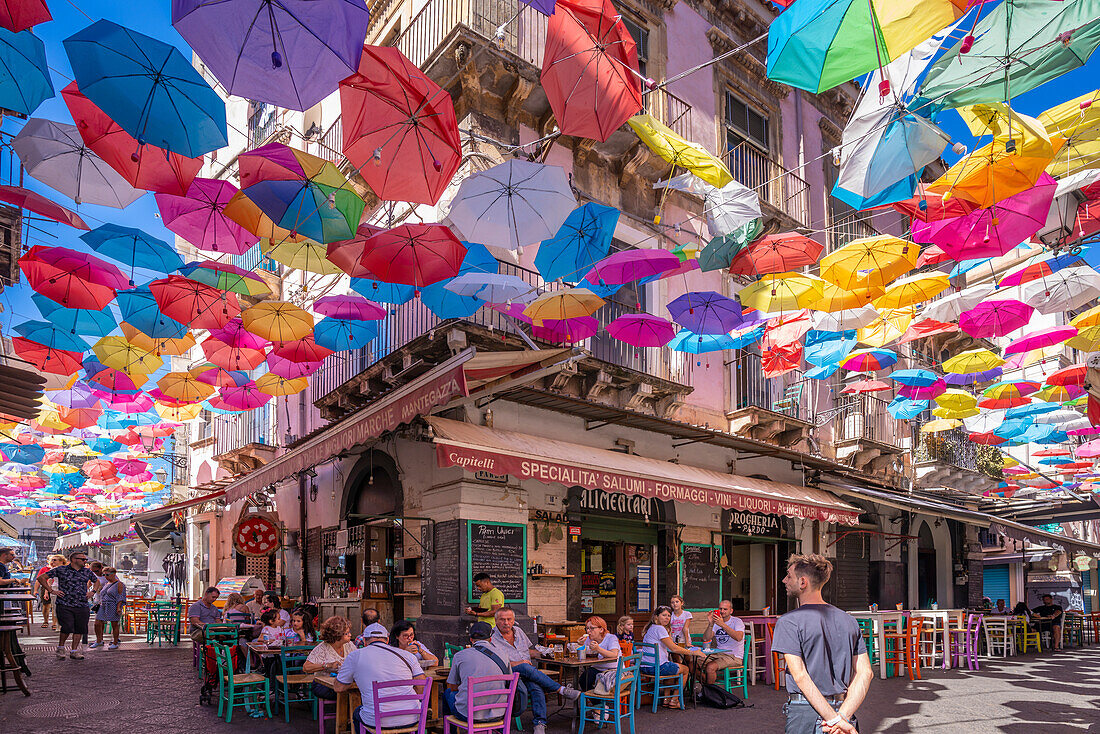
[911, 173, 1057, 260]
[209, 318, 269, 351]
[943, 367, 1002, 386]
[607, 313, 676, 347]
[155, 177, 259, 255]
[267, 353, 321, 379]
[958, 299, 1034, 339]
[667, 291, 746, 335]
[47, 383, 100, 410]
[171, 0, 371, 111]
[314, 294, 387, 321]
[586, 249, 681, 286]
[533, 316, 599, 343]
[898, 380, 946, 400]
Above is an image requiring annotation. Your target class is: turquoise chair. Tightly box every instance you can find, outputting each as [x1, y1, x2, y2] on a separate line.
[147, 604, 180, 647]
[214, 643, 271, 723]
[856, 618, 877, 666]
[636, 642, 683, 712]
[274, 644, 316, 722]
[718, 630, 751, 700]
[579, 652, 640, 734]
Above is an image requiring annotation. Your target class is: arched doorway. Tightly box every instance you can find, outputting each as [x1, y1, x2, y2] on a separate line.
[917, 523, 937, 609]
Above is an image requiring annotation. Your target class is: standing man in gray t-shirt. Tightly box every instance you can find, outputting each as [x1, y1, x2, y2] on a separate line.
[770, 554, 873, 734]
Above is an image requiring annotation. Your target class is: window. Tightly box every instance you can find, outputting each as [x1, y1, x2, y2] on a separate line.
[724, 91, 768, 154]
[621, 16, 649, 79]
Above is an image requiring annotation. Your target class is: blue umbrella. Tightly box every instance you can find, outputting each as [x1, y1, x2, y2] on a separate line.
[806, 363, 839, 381]
[668, 330, 737, 354]
[994, 418, 1033, 440]
[805, 329, 857, 367]
[63, 20, 228, 157]
[13, 320, 90, 353]
[350, 278, 414, 305]
[534, 202, 618, 283]
[729, 324, 766, 349]
[887, 396, 927, 420]
[1037, 456, 1074, 466]
[89, 437, 122, 455]
[314, 317, 379, 351]
[49, 473, 85, 492]
[0, 27, 52, 115]
[80, 224, 184, 282]
[419, 242, 498, 319]
[116, 286, 189, 340]
[0, 444, 44, 464]
[1005, 402, 1059, 420]
[32, 294, 116, 337]
[888, 368, 938, 387]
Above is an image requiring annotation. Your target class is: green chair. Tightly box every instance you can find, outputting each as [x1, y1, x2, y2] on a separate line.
[147, 604, 181, 647]
[637, 642, 683, 712]
[214, 642, 271, 722]
[196, 623, 242, 669]
[1063, 615, 1084, 648]
[274, 644, 316, 722]
[718, 630, 751, 700]
[444, 642, 464, 665]
[856, 618, 877, 666]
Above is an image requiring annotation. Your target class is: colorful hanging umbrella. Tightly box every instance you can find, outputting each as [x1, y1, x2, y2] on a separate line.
[190, 363, 250, 389]
[156, 177, 260, 255]
[587, 249, 680, 286]
[443, 273, 532, 305]
[1046, 364, 1087, 388]
[149, 275, 241, 330]
[532, 316, 599, 344]
[815, 282, 882, 313]
[632, 111, 739, 184]
[738, 273, 824, 313]
[314, 317, 379, 351]
[999, 253, 1084, 289]
[958, 299, 1034, 339]
[819, 235, 918, 291]
[172, 0, 370, 111]
[80, 224, 184, 282]
[1003, 326, 1077, 355]
[324, 224, 384, 278]
[92, 337, 163, 375]
[358, 224, 466, 288]
[350, 278, 414, 305]
[120, 323, 196, 357]
[255, 372, 308, 397]
[668, 329, 738, 354]
[698, 219, 762, 273]
[261, 236, 343, 275]
[839, 348, 897, 371]
[0, 27, 52, 115]
[241, 301, 314, 342]
[840, 379, 892, 395]
[856, 307, 913, 348]
[266, 353, 321, 380]
[872, 272, 949, 310]
[238, 142, 365, 243]
[32, 294, 116, 337]
[534, 203, 619, 283]
[63, 19, 228, 157]
[11, 337, 82, 376]
[218, 382, 272, 411]
[313, 295, 386, 321]
[200, 337, 267, 371]
[667, 291, 747, 335]
[13, 321, 90, 354]
[339, 44, 461, 205]
[728, 233, 823, 277]
[943, 348, 1004, 374]
[523, 287, 604, 325]
[542, 0, 642, 142]
[20, 245, 126, 309]
[177, 260, 271, 297]
[935, 389, 977, 412]
[0, 0, 50, 33]
[156, 372, 215, 403]
[1017, 267, 1100, 315]
[447, 160, 576, 250]
[606, 314, 676, 348]
[418, 241, 499, 319]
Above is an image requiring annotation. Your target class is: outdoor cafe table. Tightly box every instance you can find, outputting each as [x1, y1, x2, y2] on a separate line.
[537, 655, 602, 731]
[244, 641, 286, 673]
[848, 611, 906, 679]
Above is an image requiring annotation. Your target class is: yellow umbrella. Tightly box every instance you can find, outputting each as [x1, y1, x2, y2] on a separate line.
[34, 410, 68, 432]
[1071, 303, 1100, 330]
[857, 307, 914, 348]
[121, 323, 197, 357]
[932, 406, 979, 419]
[627, 114, 733, 188]
[241, 301, 314, 342]
[1038, 89, 1100, 177]
[738, 272, 824, 313]
[523, 287, 605, 325]
[155, 402, 203, 422]
[819, 235, 919, 290]
[91, 336, 162, 375]
[1002, 454, 1019, 468]
[157, 372, 215, 402]
[921, 418, 962, 433]
[1009, 344, 1063, 368]
[256, 372, 308, 396]
[261, 237, 343, 275]
[67, 445, 101, 457]
[1035, 384, 1079, 403]
[872, 272, 950, 310]
[817, 282, 883, 313]
[942, 348, 1004, 374]
[935, 388, 978, 411]
[1066, 324, 1100, 352]
[43, 463, 79, 474]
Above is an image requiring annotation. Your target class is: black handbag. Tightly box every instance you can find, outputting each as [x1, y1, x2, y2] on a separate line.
[699, 682, 747, 709]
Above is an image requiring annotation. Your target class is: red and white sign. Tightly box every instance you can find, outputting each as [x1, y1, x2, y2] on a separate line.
[437, 443, 860, 525]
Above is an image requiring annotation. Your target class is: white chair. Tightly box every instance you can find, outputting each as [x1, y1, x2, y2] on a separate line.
[983, 617, 1015, 658]
[915, 614, 941, 668]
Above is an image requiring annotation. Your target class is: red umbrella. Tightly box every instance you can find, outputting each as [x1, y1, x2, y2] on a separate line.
[200, 337, 266, 371]
[541, 0, 643, 142]
[0, 185, 88, 229]
[728, 233, 823, 276]
[897, 317, 958, 345]
[968, 431, 1007, 446]
[19, 245, 125, 309]
[915, 245, 951, 268]
[326, 223, 384, 277]
[340, 46, 461, 205]
[359, 224, 466, 288]
[81, 459, 117, 481]
[11, 337, 82, 376]
[762, 343, 802, 378]
[149, 275, 241, 330]
[1046, 363, 1087, 387]
[269, 334, 334, 363]
[890, 185, 979, 222]
[61, 82, 201, 197]
[58, 405, 103, 430]
[0, 0, 50, 32]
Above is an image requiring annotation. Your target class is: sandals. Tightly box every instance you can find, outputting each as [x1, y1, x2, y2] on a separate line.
[660, 700, 683, 710]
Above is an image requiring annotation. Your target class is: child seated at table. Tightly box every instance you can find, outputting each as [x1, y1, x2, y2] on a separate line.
[258, 610, 286, 644]
[616, 615, 634, 656]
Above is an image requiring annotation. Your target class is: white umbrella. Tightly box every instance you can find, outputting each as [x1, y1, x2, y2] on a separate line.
[810, 306, 880, 331]
[11, 118, 142, 208]
[655, 173, 760, 237]
[444, 272, 534, 303]
[963, 409, 1006, 434]
[1033, 409, 1084, 426]
[1017, 267, 1100, 314]
[447, 160, 576, 250]
[919, 284, 995, 323]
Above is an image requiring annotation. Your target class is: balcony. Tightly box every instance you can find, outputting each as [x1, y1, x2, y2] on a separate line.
[212, 404, 278, 475]
[247, 102, 280, 149]
[827, 210, 879, 252]
[914, 425, 1003, 494]
[833, 394, 908, 476]
[644, 86, 692, 141]
[724, 142, 810, 228]
[725, 351, 812, 449]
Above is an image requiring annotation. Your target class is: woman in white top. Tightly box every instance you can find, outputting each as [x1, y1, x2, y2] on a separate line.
[640, 606, 701, 709]
[668, 595, 694, 659]
[303, 616, 357, 701]
[578, 616, 621, 691]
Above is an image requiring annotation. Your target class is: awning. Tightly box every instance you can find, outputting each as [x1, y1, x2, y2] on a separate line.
[428, 417, 862, 525]
[55, 518, 133, 551]
[222, 347, 576, 504]
[54, 489, 227, 551]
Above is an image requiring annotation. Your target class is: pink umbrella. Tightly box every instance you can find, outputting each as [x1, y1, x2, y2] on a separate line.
[585, 249, 681, 286]
[649, 257, 700, 281]
[155, 178, 259, 255]
[113, 458, 148, 476]
[1077, 440, 1100, 457]
[840, 379, 891, 394]
[898, 380, 946, 400]
[911, 173, 1057, 260]
[266, 353, 322, 379]
[1003, 325, 1077, 355]
[220, 383, 272, 410]
[958, 299, 1034, 338]
[106, 393, 155, 414]
[489, 302, 533, 324]
[606, 313, 676, 347]
[313, 295, 387, 321]
[209, 319, 269, 351]
[532, 316, 599, 343]
[1068, 426, 1100, 436]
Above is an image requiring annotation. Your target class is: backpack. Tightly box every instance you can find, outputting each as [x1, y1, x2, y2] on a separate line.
[699, 682, 747, 709]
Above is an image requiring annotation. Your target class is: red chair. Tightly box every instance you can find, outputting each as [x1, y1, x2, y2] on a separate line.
[766, 621, 786, 690]
[883, 616, 923, 680]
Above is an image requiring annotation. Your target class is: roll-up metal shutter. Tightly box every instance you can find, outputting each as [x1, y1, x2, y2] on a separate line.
[982, 564, 1010, 606]
[833, 532, 869, 610]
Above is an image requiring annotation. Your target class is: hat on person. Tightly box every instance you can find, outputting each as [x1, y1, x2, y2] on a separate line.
[364, 622, 388, 638]
[469, 621, 493, 640]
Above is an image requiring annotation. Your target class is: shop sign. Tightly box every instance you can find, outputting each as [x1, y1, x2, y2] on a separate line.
[576, 487, 654, 520]
[569, 526, 581, 536]
[727, 511, 782, 537]
[474, 470, 508, 484]
[598, 571, 616, 596]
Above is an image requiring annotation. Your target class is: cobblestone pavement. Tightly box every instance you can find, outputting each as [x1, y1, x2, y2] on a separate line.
[2, 633, 1099, 733]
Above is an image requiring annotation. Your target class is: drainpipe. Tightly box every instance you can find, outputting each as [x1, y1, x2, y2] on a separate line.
[299, 473, 309, 599]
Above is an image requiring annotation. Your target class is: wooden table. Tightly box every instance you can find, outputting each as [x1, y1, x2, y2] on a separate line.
[849, 611, 906, 679]
[313, 672, 361, 734]
[244, 642, 285, 674]
[909, 609, 964, 669]
[428, 667, 450, 730]
[536, 656, 601, 734]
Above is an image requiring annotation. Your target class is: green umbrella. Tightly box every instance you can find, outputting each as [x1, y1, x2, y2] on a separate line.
[698, 218, 761, 272]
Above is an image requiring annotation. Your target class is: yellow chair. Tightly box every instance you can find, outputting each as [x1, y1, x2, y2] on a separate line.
[1014, 616, 1040, 653]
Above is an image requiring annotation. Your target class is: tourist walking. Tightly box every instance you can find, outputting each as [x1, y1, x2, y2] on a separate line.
[91, 567, 125, 650]
[41, 551, 101, 660]
[771, 554, 873, 734]
[34, 554, 64, 630]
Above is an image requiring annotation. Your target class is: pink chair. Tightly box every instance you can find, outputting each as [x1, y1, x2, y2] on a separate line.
[948, 614, 983, 671]
[317, 696, 337, 734]
[444, 673, 520, 734]
[359, 678, 433, 734]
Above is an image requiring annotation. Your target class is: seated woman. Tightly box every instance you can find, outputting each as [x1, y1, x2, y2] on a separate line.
[640, 606, 701, 709]
[223, 592, 253, 625]
[391, 620, 440, 668]
[578, 616, 621, 691]
[284, 609, 317, 644]
[303, 616, 357, 702]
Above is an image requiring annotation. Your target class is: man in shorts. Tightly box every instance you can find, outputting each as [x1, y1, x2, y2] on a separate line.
[42, 551, 100, 660]
[701, 599, 746, 684]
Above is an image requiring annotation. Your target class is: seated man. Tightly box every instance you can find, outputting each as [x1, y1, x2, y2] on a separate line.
[354, 607, 387, 647]
[1032, 594, 1064, 651]
[701, 599, 745, 684]
[993, 599, 1008, 615]
[446, 621, 511, 722]
[490, 607, 580, 734]
[187, 586, 223, 644]
[335, 623, 427, 730]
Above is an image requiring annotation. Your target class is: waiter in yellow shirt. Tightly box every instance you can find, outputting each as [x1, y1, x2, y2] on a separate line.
[465, 572, 505, 627]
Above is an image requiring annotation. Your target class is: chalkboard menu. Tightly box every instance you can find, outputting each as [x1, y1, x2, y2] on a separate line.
[423, 519, 461, 615]
[467, 521, 527, 603]
[681, 544, 722, 611]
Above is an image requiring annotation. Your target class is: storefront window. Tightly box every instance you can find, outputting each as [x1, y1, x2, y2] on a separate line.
[581, 540, 654, 617]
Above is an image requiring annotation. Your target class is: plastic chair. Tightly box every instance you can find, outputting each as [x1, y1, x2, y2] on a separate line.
[636, 642, 683, 712]
[360, 677, 432, 734]
[444, 672, 519, 734]
[883, 616, 922, 680]
[214, 642, 271, 723]
[275, 644, 317, 722]
[948, 614, 982, 671]
[147, 604, 180, 647]
[719, 631, 751, 700]
[982, 618, 1015, 657]
[578, 652, 640, 734]
[1014, 616, 1041, 653]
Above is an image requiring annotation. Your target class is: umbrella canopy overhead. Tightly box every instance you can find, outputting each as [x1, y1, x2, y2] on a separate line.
[655, 174, 759, 237]
[541, 0, 642, 142]
[958, 299, 1034, 339]
[20, 245, 126, 310]
[0, 185, 88, 230]
[728, 233, 823, 277]
[0, 0, 50, 33]
[628, 114, 733, 188]
[156, 178, 260, 255]
[80, 224, 184, 279]
[0, 27, 52, 116]
[172, 0, 370, 111]
[149, 275, 242, 330]
[819, 235, 918, 290]
[241, 301, 314, 342]
[587, 249, 680, 286]
[358, 224, 467, 288]
[667, 291, 748, 335]
[534, 202, 619, 283]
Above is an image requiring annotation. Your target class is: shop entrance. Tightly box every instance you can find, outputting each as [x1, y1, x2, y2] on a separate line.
[723, 538, 795, 613]
[580, 536, 656, 618]
[917, 523, 937, 608]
